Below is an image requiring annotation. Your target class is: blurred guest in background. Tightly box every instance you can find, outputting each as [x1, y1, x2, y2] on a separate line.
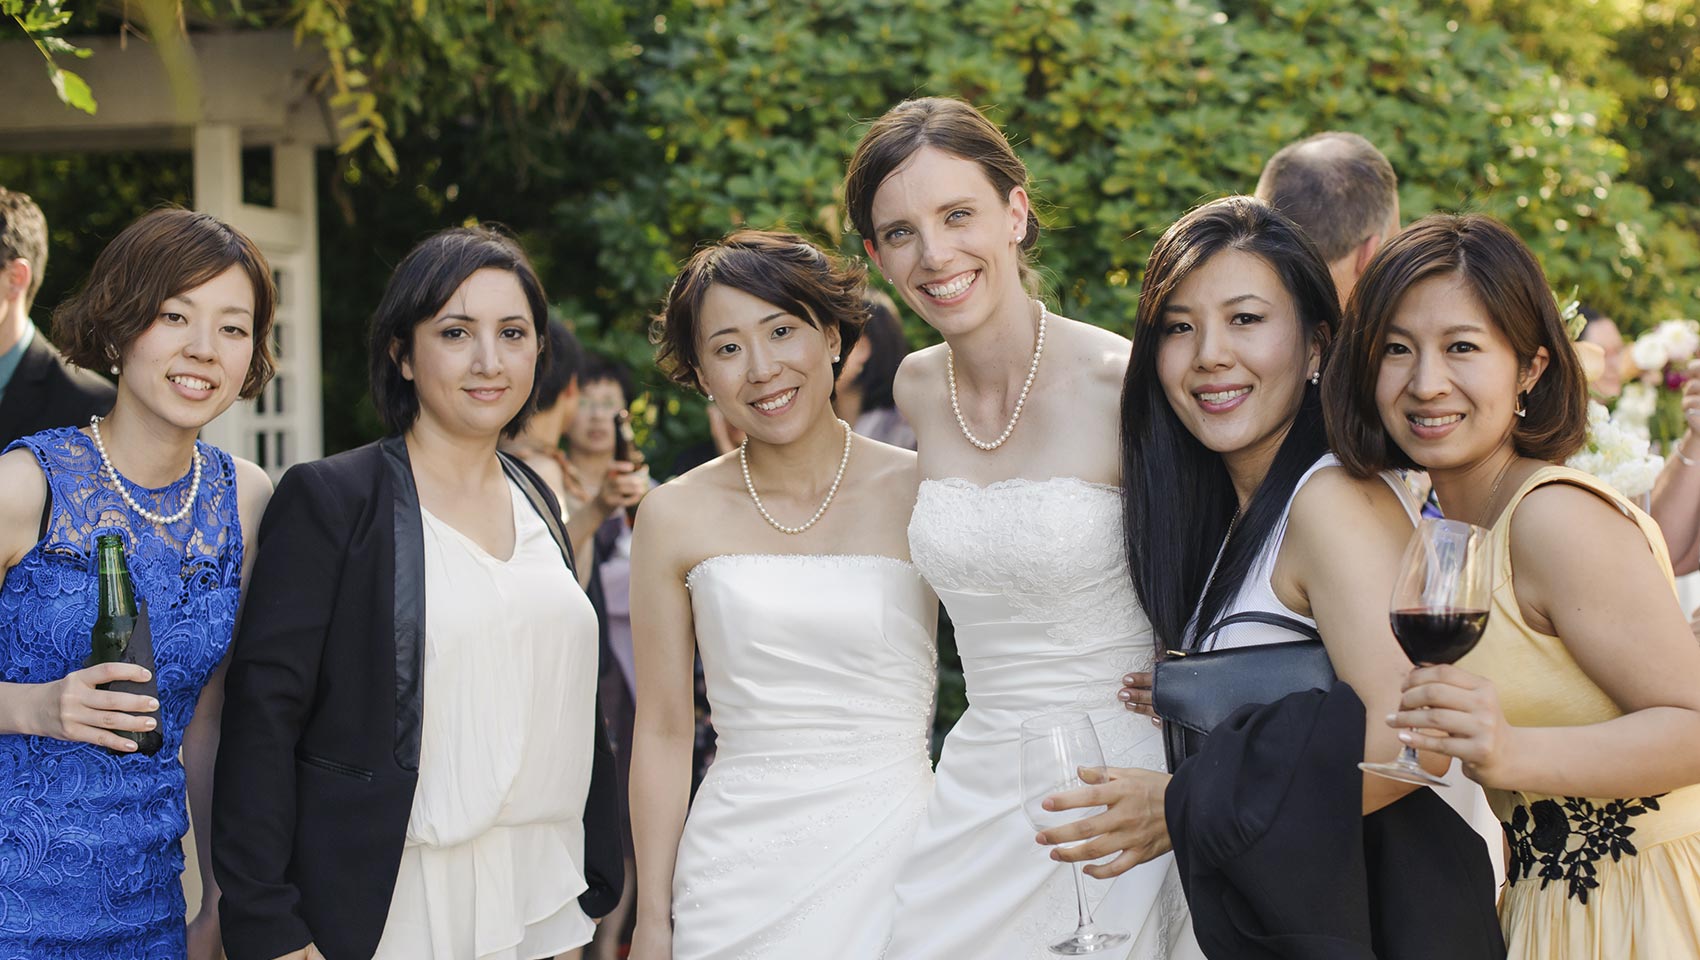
[0, 207, 275, 959]
[1254, 131, 1400, 305]
[1577, 306, 1626, 400]
[500, 319, 584, 510]
[0, 187, 115, 446]
[561, 354, 647, 577]
[834, 290, 916, 449]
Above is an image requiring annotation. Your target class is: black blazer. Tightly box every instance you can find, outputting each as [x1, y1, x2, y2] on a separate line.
[0, 331, 114, 447]
[212, 436, 623, 960]
[1165, 683, 1504, 960]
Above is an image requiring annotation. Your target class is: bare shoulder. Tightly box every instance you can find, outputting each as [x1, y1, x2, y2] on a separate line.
[892, 346, 946, 416]
[631, 459, 736, 572]
[856, 437, 920, 500]
[230, 457, 275, 530]
[1511, 480, 1653, 575]
[0, 448, 48, 568]
[1287, 466, 1411, 555]
[1051, 315, 1132, 387]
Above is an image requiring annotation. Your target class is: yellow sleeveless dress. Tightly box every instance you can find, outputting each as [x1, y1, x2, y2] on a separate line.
[1458, 465, 1700, 958]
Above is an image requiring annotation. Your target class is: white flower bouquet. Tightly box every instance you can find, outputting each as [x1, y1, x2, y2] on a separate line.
[1566, 399, 1665, 499]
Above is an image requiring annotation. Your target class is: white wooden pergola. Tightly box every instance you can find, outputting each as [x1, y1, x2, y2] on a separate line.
[0, 30, 329, 475]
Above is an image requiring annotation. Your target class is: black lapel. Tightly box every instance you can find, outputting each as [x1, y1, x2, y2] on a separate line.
[380, 435, 426, 772]
[0, 336, 54, 443]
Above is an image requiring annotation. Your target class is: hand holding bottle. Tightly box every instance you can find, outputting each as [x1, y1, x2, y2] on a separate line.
[1, 663, 159, 750]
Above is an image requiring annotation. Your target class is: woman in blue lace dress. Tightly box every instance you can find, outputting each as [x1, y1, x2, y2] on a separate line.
[0, 208, 276, 959]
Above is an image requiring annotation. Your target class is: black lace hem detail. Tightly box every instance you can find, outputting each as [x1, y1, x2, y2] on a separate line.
[1504, 794, 1664, 905]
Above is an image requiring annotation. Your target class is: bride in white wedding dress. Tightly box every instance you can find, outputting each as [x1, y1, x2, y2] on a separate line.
[846, 98, 1201, 959]
[626, 231, 936, 960]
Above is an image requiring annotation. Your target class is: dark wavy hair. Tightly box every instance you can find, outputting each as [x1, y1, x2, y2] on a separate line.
[53, 207, 276, 398]
[652, 229, 867, 392]
[1120, 196, 1341, 655]
[368, 225, 551, 438]
[1324, 213, 1589, 475]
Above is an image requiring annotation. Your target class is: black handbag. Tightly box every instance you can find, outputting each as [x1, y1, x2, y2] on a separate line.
[1151, 610, 1335, 774]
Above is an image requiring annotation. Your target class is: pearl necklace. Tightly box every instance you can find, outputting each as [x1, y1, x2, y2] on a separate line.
[740, 418, 853, 535]
[947, 300, 1048, 451]
[89, 415, 203, 526]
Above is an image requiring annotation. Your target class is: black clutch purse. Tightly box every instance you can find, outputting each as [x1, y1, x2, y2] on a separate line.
[1151, 611, 1335, 774]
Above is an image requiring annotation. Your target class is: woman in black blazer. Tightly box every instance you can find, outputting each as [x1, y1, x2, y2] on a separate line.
[212, 227, 622, 960]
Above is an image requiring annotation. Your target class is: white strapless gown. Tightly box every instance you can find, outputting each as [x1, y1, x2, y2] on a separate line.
[673, 554, 937, 959]
[884, 478, 1200, 960]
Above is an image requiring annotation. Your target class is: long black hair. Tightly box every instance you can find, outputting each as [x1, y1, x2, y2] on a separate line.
[1120, 196, 1341, 655]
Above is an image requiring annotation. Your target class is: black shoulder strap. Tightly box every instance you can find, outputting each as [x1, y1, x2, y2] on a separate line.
[499, 451, 577, 577]
[1195, 610, 1322, 650]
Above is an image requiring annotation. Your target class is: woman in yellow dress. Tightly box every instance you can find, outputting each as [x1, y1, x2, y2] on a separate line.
[1324, 212, 1700, 959]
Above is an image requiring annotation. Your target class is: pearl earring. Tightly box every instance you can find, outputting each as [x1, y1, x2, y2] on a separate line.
[1308, 371, 1320, 385]
[706, 394, 715, 403]
[110, 364, 120, 376]
[833, 354, 841, 363]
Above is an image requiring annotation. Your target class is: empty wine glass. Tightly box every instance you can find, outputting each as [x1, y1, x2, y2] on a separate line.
[1361, 517, 1492, 786]
[1018, 712, 1132, 955]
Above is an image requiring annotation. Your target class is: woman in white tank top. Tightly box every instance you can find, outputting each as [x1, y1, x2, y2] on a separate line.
[1033, 198, 1500, 901]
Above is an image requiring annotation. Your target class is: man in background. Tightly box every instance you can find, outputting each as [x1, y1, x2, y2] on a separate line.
[0, 187, 114, 447]
[1254, 131, 1401, 305]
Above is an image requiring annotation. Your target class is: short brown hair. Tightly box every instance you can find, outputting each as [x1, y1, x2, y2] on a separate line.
[52, 208, 276, 399]
[1323, 213, 1588, 475]
[1254, 132, 1398, 264]
[652, 230, 867, 392]
[0, 187, 48, 308]
[844, 97, 1041, 291]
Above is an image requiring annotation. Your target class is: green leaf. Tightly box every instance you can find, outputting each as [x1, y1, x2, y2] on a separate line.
[48, 65, 96, 114]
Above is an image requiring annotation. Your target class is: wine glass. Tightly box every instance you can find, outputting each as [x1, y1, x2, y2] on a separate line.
[1361, 517, 1493, 786]
[1018, 712, 1132, 955]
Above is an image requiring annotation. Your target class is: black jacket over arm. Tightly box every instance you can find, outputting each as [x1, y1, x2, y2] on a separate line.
[0, 332, 114, 447]
[1165, 683, 1505, 960]
[213, 436, 623, 960]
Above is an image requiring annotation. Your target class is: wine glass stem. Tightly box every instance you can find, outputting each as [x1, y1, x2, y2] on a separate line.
[1071, 861, 1093, 932]
[1398, 743, 1422, 768]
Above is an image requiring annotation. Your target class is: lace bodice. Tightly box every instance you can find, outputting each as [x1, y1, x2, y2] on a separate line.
[909, 478, 1154, 706]
[0, 426, 242, 958]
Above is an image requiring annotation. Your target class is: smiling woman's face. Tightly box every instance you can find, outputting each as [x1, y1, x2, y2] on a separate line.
[1373, 272, 1544, 473]
[694, 282, 840, 447]
[400, 267, 538, 441]
[1156, 248, 1317, 462]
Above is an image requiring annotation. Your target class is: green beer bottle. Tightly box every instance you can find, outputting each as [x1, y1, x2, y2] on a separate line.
[86, 534, 163, 756]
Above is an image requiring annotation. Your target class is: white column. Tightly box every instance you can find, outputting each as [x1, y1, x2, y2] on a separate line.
[190, 123, 323, 475]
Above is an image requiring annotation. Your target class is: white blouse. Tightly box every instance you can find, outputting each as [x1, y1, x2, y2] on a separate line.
[372, 480, 599, 960]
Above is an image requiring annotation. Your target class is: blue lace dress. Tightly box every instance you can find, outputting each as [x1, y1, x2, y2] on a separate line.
[0, 426, 242, 959]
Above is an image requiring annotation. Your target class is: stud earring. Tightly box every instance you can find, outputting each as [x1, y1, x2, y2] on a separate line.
[833, 354, 841, 363]
[1308, 371, 1320, 385]
[110, 365, 120, 376]
[706, 394, 715, 403]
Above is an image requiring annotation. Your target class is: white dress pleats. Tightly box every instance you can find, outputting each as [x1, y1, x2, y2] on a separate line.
[372, 481, 599, 960]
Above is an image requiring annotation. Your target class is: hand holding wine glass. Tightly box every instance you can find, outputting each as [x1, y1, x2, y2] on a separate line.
[1361, 517, 1493, 787]
[1018, 713, 1131, 955]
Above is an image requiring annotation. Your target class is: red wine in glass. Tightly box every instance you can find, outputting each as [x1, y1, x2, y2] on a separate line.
[1362, 518, 1492, 787]
[1390, 608, 1489, 665]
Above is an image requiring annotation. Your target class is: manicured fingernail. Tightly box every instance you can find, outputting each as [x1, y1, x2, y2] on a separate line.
[1117, 690, 1132, 701]
[1034, 833, 1047, 845]
[147, 699, 159, 710]
[1151, 715, 1162, 727]
[1050, 850, 1062, 861]
[1398, 731, 1413, 743]
[1385, 713, 1397, 724]
[140, 671, 152, 682]
[143, 718, 156, 729]
[122, 740, 137, 751]
[1122, 674, 1135, 683]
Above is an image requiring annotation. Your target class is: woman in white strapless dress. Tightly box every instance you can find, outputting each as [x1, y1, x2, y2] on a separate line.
[844, 98, 1198, 958]
[627, 230, 936, 960]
